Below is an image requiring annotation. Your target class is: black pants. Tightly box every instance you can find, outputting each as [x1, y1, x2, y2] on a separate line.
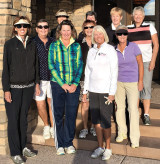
[5, 86, 34, 156]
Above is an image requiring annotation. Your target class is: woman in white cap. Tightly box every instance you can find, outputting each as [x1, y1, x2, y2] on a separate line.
[50, 9, 69, 40]
[2, 16, 40, 164]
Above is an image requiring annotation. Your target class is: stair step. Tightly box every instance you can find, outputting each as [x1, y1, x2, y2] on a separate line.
[27, 125, 160, 160]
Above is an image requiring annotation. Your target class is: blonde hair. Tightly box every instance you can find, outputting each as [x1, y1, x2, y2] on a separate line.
[92, 25, 109, 44]
[110, 7, 123, 17]
[133, 6, 145, 17]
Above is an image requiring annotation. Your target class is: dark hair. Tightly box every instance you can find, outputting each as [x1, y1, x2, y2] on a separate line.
[12, 16, 31, 36]
[36, 19, 49, 27]
[56, 20, 77, 40]
[86, 11, 97, 21]
[82, 20, 96, 36]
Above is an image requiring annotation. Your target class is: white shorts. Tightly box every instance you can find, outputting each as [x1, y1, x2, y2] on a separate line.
[34, 80, 52, 101]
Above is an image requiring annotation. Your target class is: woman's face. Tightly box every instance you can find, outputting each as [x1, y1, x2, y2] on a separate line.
[133, 10, 144, 24]
[15, 24, 28, 37]
[84, 23, 94, 37]
[60, 25, 72, 40]
[94, 30, 105, 46]
[111, 12, 122, 26]
[36, 22, 49, 38]
[116, 32, 128, 44]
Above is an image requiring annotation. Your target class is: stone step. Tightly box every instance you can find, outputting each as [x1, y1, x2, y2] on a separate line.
[27, 125, 160, 160]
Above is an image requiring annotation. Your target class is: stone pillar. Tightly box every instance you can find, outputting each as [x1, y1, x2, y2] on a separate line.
[0, 0, 32, 155]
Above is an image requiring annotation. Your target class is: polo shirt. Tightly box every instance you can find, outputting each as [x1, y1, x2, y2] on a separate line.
[116, 42, 141, 82]
[33, 36, 54, 81]
[127, 22, 157, 62]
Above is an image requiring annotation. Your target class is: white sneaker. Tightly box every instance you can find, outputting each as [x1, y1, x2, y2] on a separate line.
[50, 127, 54, 138]
[79, 129, 88, 138]
[65, 146, 76, 154]
[56, 147, 65, 155]
[91, 147, 104, 158]
[116, 134, 127, 143]
[43, 126, 50, 140]
[90, 127, 96, 136]
[102, 149, 112, 160]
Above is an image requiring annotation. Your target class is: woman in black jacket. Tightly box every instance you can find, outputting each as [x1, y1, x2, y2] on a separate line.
[2, 16, 40, 164]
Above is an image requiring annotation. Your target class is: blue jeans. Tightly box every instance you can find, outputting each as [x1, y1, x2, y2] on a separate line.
[51, 82, 80, 149]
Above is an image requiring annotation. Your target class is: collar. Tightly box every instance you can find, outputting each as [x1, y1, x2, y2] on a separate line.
[94, 42, 106, 49]
[115, 41, 129, 50]
[82, 37, 87, 43]
[35, 35, 52, 44]
[111, 23, 122, 30]
[133, 21, 144, 28]
[59, 37, 75, 48]
[16, 35, 29, 48]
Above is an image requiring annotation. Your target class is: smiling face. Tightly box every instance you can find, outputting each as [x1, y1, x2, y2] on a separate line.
[94, 30, 105, 47]
[60, 25, 72, 40]
[116, 33, 128, 44]
[133, 10, 144, 25]
[36, 22, 49, 38]
[84, 22, 95, 37]
[111, 12, 122, 27]
[15, 24, 28, 38]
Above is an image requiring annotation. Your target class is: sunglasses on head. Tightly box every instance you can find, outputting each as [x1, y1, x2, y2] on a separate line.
[37, 25, 49, 29]
[116, 32, 128, 36]
[84, 26, 94, 29]
[15, 24, 30, 29]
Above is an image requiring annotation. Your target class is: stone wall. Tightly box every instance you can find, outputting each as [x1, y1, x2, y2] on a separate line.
[0, 0, 32, 155]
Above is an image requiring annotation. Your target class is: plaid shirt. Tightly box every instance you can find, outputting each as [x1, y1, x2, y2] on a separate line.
[48, 38, 83, 87]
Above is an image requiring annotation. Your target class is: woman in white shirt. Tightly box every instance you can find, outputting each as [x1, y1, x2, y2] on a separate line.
[83, 25, 118, 160]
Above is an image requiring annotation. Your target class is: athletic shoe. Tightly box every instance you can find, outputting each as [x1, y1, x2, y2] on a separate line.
[56, 147, 65, 155]
[91, 147, 104, 158]
[102, 149, 112, 160]
[143, 115, 151, 125]
[131, 144, 139, 148]
[79, 129, 88, 138]
[11, 155, 24, 164]
[65, 146, 76, 154]
[22, 147, 36, 158]
[43, 125, 50, 139]
[116, 134, 127, 142]
[50, 127, 54, 138]
[90, 127, 96, 136]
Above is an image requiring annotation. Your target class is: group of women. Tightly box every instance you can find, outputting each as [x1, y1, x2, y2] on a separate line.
[2, 5, 159, 164]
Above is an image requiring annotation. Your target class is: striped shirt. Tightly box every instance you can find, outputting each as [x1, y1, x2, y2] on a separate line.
[127, 22, 157, 62]
[48, 37, 83, 87]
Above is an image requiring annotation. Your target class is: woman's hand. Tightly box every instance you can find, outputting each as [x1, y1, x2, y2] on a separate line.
[4, 91, 12, 103]
[108, 95, 115, 103]
[35, 84, 41, 96]
[68, 84, 77, 93]
[62, 84, 70, 92]
[82, 94, 87, 103]
[138, 81, 143, 91]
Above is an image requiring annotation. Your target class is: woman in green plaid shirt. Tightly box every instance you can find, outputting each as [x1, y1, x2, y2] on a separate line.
[48, 20, 83, 155]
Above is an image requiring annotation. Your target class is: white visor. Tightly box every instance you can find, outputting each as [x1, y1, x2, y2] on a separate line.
[14, 19, 30, 25]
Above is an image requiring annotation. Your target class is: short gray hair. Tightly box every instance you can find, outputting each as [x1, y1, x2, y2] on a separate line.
[92, 25, 109, 44]
[133, 6, 145, 16]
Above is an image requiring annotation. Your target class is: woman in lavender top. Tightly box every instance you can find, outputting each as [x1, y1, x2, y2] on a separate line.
[115, 25, 143, 148]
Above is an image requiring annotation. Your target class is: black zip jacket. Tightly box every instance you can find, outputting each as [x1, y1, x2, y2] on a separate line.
[2, 36, 40, 92]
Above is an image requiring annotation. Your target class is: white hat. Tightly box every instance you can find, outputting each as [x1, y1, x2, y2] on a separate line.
[55, 9, 69, 18]
[14, 19, 30, 25]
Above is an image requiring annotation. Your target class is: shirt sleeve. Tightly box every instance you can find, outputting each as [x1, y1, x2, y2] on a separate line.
[72, 44, 83, 86]
[150, 23, 157, 36]
[108, 47, 118, 95]
[48, 43, 65, 87]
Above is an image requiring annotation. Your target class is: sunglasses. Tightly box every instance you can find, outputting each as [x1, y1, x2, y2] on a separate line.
[15, 24, 30, 29]
[116, 33, 128, 36]
[37, 25, 49, 29]
[84, 26, 94, 29]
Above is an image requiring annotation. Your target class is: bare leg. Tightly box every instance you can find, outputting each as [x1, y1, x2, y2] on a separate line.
[103, 128, 111, 149]
[95, 124, 104, 148]
[81, 101, 89, 129]
[47, 98, 54, 127]
[36, 100, 49, 126]
[143, 99, 150, 114]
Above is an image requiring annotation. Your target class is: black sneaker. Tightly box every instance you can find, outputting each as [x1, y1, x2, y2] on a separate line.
[11, 155, 24, 164]
[143, 115, 151, 125]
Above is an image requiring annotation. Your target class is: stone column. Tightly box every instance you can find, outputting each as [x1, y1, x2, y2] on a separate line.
[0, 0, 32, 155]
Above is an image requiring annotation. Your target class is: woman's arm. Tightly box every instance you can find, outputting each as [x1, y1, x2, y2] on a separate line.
[149, 33, 159, 71]
[136, 54, 144, 91]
